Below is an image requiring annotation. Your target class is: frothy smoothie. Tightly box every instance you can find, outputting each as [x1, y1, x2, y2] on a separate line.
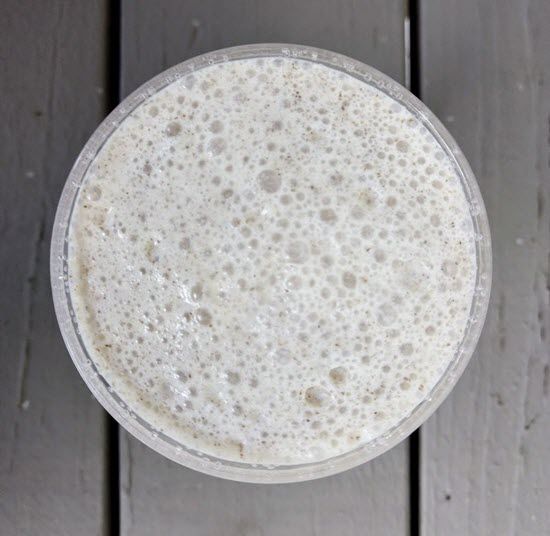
[68, 56, 476, 464]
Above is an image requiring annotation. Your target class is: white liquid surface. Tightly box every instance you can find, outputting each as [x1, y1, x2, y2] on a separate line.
[68, 57, 476, 465]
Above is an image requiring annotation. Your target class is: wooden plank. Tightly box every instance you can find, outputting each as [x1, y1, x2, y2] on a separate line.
[120, 437, 408, 536]
[0, 2, 110, 535]
[420, 1, 550, 534]
[119, 2, 409, 535]
[120, 0, 405, 97]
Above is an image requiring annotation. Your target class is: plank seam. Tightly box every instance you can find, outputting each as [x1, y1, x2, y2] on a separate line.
[406, 0, 421, 535]
[106, 1, 121, 535]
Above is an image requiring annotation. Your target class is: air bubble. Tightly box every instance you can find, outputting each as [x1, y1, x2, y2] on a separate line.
[208, 137, 226, 155]
[342, 271, 356, 289]
[358, 188, 377, 207]
[210, 120, 223, 133]
[374, 249, 386, 262]
[305, 386, 330, 407]
[165, 122, 182, 137]
[396, 140, 409, 152]
[319, 208, 337, 224]
[286, 275, 302, 290]
[196, 308, 212, 326]
[275, 348, 291, 364]
[191, 283, 203, 301]
[321, 255, 333, 268]
[329, 366, 347, 385]
[377, 303, 396, 326]
[361, 225, 373, 239]
[286, 241, 308, 264]
[350, 206, 365, 219]
[258, 169, 281, 193]
[442, 260, 458, 276]
[145, 240, 160, 263]
[86, 186, 102, 201]
[226, 371, 240, 384]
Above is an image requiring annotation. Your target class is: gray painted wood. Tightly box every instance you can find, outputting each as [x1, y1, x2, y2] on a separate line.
[0, 2, 109, 535]
[120, 437, 408, 536]
[420, 1, 550, 535]
[120, 0, 405, 98]
[119, 2, 409, 535]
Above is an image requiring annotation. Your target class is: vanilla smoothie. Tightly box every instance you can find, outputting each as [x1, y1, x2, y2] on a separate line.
[68, 55, 477, 465]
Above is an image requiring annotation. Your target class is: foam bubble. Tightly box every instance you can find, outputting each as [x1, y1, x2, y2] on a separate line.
[208, 137, 226, 155]
[305, 386, 331, 407]
[329, 366, 348, 385]
[286, 241, 309, 264]
[319, 208, 337, 224]
[342, 271, 357, 289]
[258, 170, 282, 193]
[165, 122, 181, 136]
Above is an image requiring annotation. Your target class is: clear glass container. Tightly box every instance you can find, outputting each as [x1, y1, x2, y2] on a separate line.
[51, 43, 492, 483]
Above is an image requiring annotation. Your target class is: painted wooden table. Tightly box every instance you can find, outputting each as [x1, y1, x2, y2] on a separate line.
[2, 1, 549, 535]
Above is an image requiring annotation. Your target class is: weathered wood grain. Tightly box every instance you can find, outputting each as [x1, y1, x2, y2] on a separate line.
[119, 2, 409, 535]
[120, 0, 405, 97]
[420, 1, 550, 534]
[121, 437, 408, 536]
[0, 2, 110, 535]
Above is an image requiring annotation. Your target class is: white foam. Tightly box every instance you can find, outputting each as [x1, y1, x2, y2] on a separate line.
[68, 57, 477, 464]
